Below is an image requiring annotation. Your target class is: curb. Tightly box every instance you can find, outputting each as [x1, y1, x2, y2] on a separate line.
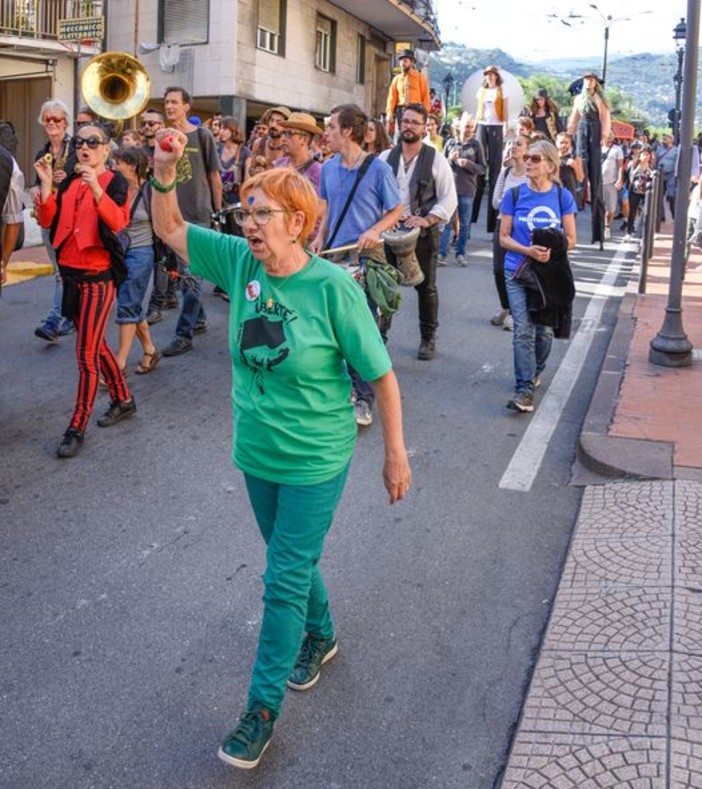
[576, 290, 675, 481]
[4, 260, 53, 286]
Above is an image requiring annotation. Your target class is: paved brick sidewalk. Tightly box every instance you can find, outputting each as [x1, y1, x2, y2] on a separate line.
[501, 479, 702, 788]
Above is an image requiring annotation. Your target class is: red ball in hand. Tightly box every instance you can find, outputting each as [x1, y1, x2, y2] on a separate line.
[159, 135, 175, 152]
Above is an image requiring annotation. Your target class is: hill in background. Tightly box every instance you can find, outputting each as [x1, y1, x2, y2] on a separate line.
[430, 42, 702, 128]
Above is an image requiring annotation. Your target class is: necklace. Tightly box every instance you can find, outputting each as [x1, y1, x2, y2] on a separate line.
[262, 265, 297, 309]
[336, 149, 366, 192]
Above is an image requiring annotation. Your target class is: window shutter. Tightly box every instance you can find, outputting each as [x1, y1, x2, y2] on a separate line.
[162, 0, 209, 45]
[258, 0, 280, 34]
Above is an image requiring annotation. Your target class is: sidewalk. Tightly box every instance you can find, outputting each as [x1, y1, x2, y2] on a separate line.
[501, 231, 702, 787]
[4, 243, 52, 286]
[579, 226, 702, 481]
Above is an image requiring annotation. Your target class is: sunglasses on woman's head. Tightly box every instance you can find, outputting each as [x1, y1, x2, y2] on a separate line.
[73, 136, 105, 149]
[44, 116, 65, 124]
[525, 154, 544, 163]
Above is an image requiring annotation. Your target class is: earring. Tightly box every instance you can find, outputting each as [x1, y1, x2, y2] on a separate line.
[291, 237, 297, 244]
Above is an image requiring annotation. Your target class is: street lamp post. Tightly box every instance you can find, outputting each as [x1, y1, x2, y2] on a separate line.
[588, 5, 652, 85]
[649, 4, 699, 368]
[672, 18, 686, 145]
[442, 71, 454, 121]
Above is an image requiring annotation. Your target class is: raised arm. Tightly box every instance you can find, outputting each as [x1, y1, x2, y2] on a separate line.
[150, 129, 190, 263]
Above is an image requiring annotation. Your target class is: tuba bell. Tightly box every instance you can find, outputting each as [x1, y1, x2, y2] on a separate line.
[382, 225, 424, 287]
[81, 52, 151, 126]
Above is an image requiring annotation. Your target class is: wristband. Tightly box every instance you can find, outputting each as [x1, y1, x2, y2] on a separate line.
[149, 174, 178, 193]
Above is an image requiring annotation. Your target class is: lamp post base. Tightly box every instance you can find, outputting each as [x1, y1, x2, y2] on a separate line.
[649, 312, 693, 367]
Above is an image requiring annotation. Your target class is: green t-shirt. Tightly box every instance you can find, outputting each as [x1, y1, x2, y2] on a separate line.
[187, 224, 392, 485]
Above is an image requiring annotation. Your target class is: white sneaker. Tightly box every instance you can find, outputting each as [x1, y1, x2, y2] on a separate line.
[604, 226, 611, 240]
[624, 233, 633, 242]
[490, 308, 509, 327]
[455, 254, 468, 267]
[503, 314, 514, 331]
[354, 400, 373, 427]
[437, 254, 448, 267]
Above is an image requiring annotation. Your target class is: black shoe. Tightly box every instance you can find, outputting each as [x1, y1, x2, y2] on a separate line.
[57, 427, 84, 458]
[163, 295, 179, 310]
[34, 321, 59, 343]
[417, 337, 435, 360]
[194, 321, 208, 335]
[213, 285, 230, 302]
[97, 397, 137, 428]
[162, 337, 193, 357]
[146, 309, 163, 325]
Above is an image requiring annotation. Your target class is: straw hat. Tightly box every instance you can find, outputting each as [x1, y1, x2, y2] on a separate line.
[278, 112, 320, 137]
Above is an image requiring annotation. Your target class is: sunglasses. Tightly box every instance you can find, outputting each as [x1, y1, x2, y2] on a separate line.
[233, 208, 288, 227]
[524, 154, 544, 163]
[43, 116, 65, 124]
[73, 136, 105, 149]
[141, 120, 162, 127]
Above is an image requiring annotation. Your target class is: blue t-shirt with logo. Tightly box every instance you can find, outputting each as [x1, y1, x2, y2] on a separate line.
[499, 183, 577, 274]
[320, 155, 401, 248]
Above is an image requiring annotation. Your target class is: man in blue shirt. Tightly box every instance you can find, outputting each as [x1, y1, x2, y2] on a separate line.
[313, 104, 403, 426]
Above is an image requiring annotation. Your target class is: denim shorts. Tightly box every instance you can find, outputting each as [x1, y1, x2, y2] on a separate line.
[117, 244, 154, 324]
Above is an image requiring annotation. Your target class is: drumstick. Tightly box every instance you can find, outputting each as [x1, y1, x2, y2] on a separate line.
[319, 243, 359, 256]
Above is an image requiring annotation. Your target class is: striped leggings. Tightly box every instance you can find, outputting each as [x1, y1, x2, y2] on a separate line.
[69, 277, 130, 433]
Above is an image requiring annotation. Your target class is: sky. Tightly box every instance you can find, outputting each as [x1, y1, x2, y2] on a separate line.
[435, 0, 699, 62]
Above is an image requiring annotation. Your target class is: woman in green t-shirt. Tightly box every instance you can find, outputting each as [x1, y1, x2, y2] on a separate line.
[150, 130, 412, 771]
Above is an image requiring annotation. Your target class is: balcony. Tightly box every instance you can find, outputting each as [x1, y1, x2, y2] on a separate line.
[329, 0, 441, 50]
[0, 0, 103, 41]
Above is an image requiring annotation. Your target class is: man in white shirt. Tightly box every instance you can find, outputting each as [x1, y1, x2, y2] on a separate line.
[379, 103, 457, 359]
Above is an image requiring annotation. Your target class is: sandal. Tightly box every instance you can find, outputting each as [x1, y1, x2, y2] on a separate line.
[135, 349, 161, 375]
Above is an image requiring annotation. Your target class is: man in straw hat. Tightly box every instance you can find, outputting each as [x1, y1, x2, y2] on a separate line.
[386, 49, 430, 140]
[274, 112, 322, 194]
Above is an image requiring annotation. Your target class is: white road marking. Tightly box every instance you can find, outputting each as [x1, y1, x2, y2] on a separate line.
[499, 245, 632, 492]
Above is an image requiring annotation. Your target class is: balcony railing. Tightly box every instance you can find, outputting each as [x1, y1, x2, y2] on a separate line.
[400, 0, 439, 37]
[0, 0, 103, 40]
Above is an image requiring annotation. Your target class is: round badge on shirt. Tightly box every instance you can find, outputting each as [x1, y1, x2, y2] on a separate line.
[245, 280, 261, 301]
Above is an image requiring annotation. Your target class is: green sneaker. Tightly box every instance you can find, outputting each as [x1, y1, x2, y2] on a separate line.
[287, 633, 338, 691]
[217, 708, 274, 770]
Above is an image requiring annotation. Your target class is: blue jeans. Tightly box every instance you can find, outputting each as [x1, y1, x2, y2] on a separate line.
[244, 463, 350, 718]
[505, 274, 553, 395]
[117, 245, 154, 324]
[440, 194, 473, 257]
[174, 252, 206, 339]
[41, 227, 62, 326]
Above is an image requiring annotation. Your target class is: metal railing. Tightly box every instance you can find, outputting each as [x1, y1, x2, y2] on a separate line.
[0, 0, 103, 40]
[400, 0, 440, 35]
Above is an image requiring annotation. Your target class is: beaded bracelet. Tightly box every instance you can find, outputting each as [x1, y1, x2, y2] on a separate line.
[149, 173, 178, 193]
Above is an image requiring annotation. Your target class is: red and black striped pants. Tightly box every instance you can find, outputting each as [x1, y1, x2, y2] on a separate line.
[69, 277, 130, 433]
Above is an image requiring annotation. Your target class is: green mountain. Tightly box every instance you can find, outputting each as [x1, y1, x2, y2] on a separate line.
[430, 42, 702, 128]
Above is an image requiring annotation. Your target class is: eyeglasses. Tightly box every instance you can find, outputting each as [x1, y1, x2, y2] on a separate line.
[43, 116, 65, 125]
[524, 154, 544, 163]
[401, 119, 425, 127]
[280, 130, 303, 138]
[73, 136, 105, 149]
[141, 120, 162, 127]
[233, 208, 288, 227]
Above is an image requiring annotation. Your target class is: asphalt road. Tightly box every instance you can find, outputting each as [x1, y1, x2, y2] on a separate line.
[0, 213, 635, 789]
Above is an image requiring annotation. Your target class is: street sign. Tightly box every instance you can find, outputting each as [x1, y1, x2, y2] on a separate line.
[58, 16, 104, 42]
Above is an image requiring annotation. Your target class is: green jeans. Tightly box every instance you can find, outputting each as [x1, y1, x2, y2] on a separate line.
[244, 463, 350, 718]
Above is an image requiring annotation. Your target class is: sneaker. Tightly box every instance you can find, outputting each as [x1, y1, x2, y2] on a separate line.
[163, 295, 179, 310]
[57, 427, 84, 458]
[507, 392, 534, 413]
[213, 285, 230, 302]
[532, 374, 542, 389]
[217, 709, 274, 770]
[503, 314, 514, 332]
[437, 253, 448, 267]
[417, 337, 435, 360]
[623, 233, 633, 242]
[34, 321, 59, 343]
[455, 254, 468, 267]
[354, 399, 373, 427]
[162, 337, 193, 357]
[146, 309, 163, 325]
[287, 633, 339, 691]
[604, 226, 611, 240]
[57, 318, 76, 337]
[194, 321, 208, 335]
[490, 308, 509, 327]
[97, 397, 137, 428]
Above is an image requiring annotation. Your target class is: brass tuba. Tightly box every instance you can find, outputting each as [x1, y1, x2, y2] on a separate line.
[81, 52, 151, 126]
[382, 226, 424, 287]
